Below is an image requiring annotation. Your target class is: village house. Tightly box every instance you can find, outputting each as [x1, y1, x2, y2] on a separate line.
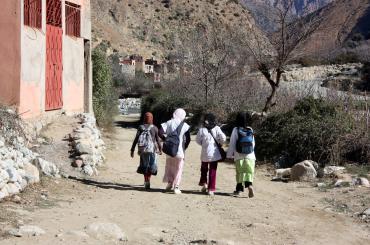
[0, 0, 92, 119]
[144, 58, 157, 74]
[130, 54, 144, 72]
[119, 57, 136, 80]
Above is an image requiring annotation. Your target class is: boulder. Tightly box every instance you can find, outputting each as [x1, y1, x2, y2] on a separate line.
[72, 159, 84, 168]
[0, 189, 9, 199]
[34, 158, 59, 177]
[75, 141, 94, 155]
[82, 165, 94, 176]
[23, 163, 40, 184]
[85, 222, 127, 241]
[353, 177, 370, 187]
[8, 225, 46, 237]
[291, 160, 317, 181]
[324, 166, 345, 176]
[5, 183, 20, 195]
[6, 167, 22, 183]
[0, 169, 10, 189]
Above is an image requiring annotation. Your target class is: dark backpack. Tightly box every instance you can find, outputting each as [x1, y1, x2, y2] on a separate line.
[236, 127, 254, 154]
[162, 121, 185, 157]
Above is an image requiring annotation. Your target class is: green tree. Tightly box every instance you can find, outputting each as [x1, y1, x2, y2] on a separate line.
[92, 49, 117, 127]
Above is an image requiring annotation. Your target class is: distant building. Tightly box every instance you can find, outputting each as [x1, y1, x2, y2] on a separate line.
[119, 58, 136, 80]
[144, 58, 158, 74]
[130, 54, 144, 72]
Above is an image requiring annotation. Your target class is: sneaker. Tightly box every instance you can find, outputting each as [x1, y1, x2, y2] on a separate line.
[174, 186, 182, 194]
[144, 182, 150, 190]
[208, 191, 215, 196]
[233, 190, 241, 196]
[248, 186, 254, 198]
[201, 184, 208, 193]
[165, 183, 173, 191]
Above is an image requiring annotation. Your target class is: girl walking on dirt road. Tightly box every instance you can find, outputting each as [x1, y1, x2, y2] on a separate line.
[227, 112, 256, 197]
[160, 108, 191, 194]
[130, 112, 162, 189]
[196, 113, 226, 196]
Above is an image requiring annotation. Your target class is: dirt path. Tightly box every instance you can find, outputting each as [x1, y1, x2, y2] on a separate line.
[1, 115, 370, 245]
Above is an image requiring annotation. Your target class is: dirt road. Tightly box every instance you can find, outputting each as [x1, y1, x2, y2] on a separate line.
[1, 115, 370, 245]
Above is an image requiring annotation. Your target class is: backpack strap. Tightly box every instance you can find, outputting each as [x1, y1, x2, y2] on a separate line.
[176, 121, 185, 135]
[207, 127, 221, 147]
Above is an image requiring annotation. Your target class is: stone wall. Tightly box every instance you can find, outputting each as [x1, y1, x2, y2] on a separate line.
[0, 109, 59, 201]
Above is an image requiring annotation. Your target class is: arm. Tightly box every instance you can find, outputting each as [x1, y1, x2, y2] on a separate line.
[158, 126, 166, 141]
[154, 127, 163, 153]
[184, 130, 191, 150]
[227, 128, 237, 159]
[216, 127, 227, 145]
[195, 129, 203, 145]
[130, 128, 141, 157]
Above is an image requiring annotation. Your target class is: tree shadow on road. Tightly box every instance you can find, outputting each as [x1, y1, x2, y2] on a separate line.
[114, 120, 140, 129]
[68, 176, 236, 197]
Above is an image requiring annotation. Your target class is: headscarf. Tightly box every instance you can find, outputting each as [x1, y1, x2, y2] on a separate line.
[144, 112, 153, 125]
[204, 113, 216, 129]
[173, 108, 186, 122]
[236, 112, 251, 128]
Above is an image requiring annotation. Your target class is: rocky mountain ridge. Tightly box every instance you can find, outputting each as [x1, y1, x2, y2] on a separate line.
[240, 0, 333, 32]
[91, 0, 262, 58]
[299, 0, 370, 57]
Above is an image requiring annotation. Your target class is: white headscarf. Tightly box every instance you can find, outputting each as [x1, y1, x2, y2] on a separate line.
[173, 108, 186, 122]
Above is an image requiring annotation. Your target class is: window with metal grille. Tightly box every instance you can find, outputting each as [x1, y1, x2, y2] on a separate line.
[24, 0, 42, 29]
[65, 2, 81, 37]
[47, 0, 62, 27]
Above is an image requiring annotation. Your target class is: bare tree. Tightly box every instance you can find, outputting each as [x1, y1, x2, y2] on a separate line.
[166, 23, 248, 111]
[240, 0, 323, 113]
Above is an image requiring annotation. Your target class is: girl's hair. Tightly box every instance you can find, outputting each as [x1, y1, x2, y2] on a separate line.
[236, 112, 251, 128]
[204, 113, 216, 129]
[144, 112, 154, 124]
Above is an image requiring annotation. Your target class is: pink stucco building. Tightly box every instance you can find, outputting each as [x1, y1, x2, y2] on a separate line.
[0, 0, 92, 119]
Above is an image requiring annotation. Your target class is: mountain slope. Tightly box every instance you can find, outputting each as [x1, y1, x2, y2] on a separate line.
[91, 0, 262, 59]
[299, 0, 370, 57]
[241, 0, 333, 32]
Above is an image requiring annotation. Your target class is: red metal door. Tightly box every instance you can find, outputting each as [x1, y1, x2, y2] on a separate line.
[45, 0, 63, 111]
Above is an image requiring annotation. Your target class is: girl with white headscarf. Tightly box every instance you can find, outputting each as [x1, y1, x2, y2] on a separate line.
[159, 108, 191, 194]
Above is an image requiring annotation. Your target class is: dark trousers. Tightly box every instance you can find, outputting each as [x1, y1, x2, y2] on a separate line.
[199, 161, 218, 191]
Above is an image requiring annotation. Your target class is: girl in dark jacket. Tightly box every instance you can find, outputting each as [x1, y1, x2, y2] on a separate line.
[131, 112, 162, 189]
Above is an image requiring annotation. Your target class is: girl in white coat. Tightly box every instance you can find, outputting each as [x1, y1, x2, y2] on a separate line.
[196, 113, 226, 195]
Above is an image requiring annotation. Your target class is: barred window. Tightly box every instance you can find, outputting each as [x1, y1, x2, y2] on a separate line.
[65, 2, 81, 37]
[24, 0, 42, 29]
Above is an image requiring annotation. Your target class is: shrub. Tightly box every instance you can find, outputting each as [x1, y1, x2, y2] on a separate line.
[359, 62, 370, 91]
[256, 97, 354, 166]
[92, 49, 117, 127]
[141, 89, 189, 126]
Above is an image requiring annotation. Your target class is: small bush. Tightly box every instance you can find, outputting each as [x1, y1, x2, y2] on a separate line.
[141, 90, 189, 126]
[256, 97, 354, 166]
[92, 49, 117, 128]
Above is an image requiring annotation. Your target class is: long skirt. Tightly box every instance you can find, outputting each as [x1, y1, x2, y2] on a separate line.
[137, 152, 157, 175]
[163, 156, 184, 187]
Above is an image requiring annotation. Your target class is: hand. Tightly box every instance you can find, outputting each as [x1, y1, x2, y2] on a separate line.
[225, 158, 234, 163]
[130, 151, 134, 158]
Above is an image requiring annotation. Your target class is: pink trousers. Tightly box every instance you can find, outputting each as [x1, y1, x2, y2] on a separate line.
[163, 156, 184, 187]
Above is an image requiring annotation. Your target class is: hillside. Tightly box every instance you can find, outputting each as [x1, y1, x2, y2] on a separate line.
[300, 0, 370, 57]
[240, 0, 333, 32]
[91, 0, 261, 59]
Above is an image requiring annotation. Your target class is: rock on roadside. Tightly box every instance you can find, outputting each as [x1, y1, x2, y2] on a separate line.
[291, 160, 318, 181]
[67, 113, 105, 176]
[85, 222, 127, 241]
[8, 225, 46, 237]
